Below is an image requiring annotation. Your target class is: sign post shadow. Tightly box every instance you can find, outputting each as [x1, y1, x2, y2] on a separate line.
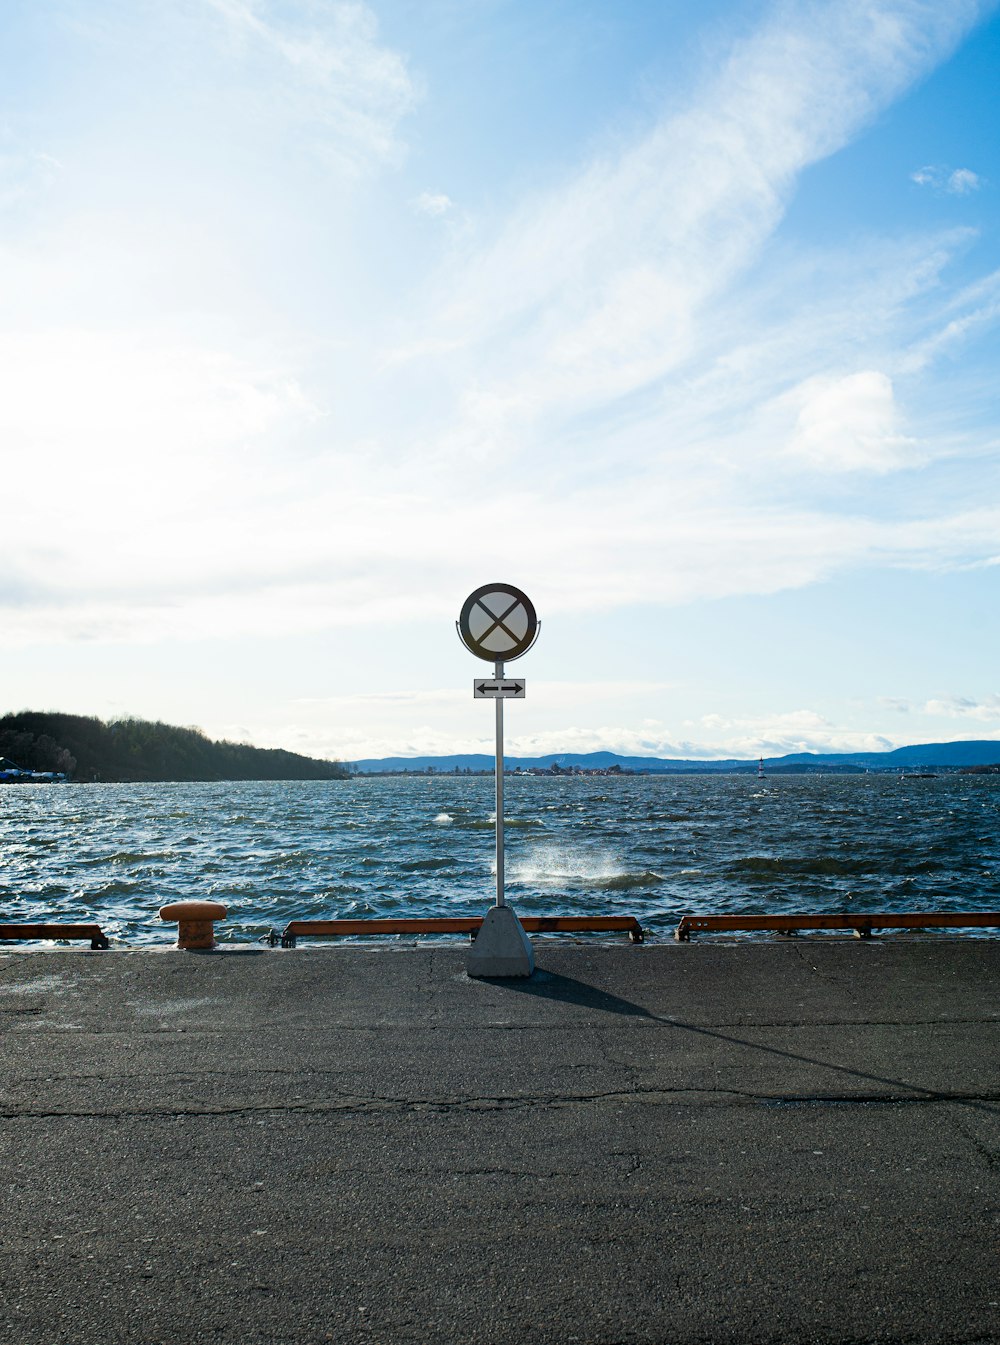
[457, 583, 539, 978]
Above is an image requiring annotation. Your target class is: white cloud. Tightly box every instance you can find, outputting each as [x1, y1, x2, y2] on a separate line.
[781, 370, 919, 472]
[948, 167, 982, 194]
[239, 698, 901, 763]
[3, 0, 1000, 666]
[397, 1, 983, 424]
[455, 715, 894, 761]
[215, 684, 684, 761]
[413, 191, 453, 217]
[923, 694, 1000, 721]
[911, 163, 983, 194]
[671, 710, 896, 758]
[226, 696, 1000, 762]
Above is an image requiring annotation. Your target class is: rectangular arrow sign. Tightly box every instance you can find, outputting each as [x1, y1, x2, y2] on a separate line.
[474, 679, 526, 699]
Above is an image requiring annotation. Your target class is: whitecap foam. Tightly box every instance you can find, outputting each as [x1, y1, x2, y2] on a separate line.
[503, 845, 659, 891]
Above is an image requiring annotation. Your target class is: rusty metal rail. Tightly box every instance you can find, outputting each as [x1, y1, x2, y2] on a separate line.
[674, 911, 1000, 941]
[0, 923, 110, 950]
[275, 914, 644, 948]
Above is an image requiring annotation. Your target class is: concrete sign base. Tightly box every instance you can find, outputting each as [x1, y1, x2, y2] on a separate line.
[467, 905, 535, 979]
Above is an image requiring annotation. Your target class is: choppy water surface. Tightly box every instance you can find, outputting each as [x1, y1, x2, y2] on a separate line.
[1, 773, 998, 944]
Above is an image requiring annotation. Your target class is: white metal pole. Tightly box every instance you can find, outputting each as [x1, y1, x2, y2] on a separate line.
[495, 657, 505, 908]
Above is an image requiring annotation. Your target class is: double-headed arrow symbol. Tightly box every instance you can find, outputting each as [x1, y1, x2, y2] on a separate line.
[474, 679, 526, 699]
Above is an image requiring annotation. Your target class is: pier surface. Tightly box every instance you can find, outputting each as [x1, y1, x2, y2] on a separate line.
[0, 939, 998, 1344]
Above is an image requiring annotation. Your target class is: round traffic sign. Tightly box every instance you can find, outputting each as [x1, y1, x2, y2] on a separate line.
[458, 583, 538, 663]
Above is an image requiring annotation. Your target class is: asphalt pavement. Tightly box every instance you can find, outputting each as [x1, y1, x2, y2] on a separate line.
[0, 937, 998, 1344]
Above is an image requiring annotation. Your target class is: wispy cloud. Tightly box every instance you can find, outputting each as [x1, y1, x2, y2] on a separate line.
[912, 164, 984, 194]
[413, 190, 453, 217]
[878, 697, 913, 713]
[0, 137, 61, 214]
[397, 0, 986, 432]
[922, 694, 1000, 721]
[2, 0, 999, 664]
[200, 0, 418, 169]
[878, 692, 1000, 725]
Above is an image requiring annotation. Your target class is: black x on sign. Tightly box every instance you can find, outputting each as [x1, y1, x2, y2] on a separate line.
[458, 583, 538, 662]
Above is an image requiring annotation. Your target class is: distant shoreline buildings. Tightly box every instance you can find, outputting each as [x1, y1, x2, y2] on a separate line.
[348, 742, 1000, 777]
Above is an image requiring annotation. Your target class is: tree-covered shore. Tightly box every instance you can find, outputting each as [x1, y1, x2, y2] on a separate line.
[0, 712, 348, 783]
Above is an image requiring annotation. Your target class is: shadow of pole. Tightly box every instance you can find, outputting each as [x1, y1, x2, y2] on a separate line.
[498, 967, 1000, 1116]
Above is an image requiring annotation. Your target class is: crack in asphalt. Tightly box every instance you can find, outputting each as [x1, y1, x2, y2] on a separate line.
[3, 1016, 998, 1034]
[2, 1086, 999, 1121]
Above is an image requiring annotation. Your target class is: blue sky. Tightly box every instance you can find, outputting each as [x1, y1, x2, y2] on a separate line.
[3, 0, 1000, 762]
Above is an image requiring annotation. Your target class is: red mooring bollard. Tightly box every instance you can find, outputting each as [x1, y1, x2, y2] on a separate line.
[159, 900, 228, 950]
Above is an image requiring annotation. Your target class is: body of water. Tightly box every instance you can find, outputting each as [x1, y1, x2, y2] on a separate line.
[1, 773, 998, 944]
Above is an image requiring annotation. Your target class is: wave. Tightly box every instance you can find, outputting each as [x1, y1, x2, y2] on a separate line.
[731, 854, 899, 877]
[4, 773, 998, 944]
[442, 813, 538, 830]
[588, 870, 662, 891]
[71, 850, 175, 867]
[268, 852, 318, 871]
[726, 855, 963, 876]
[83, 880, 144, 897]
[509, 866, 662, 891]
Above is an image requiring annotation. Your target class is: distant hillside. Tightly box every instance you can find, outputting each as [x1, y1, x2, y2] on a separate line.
[0, 712, 348, 783]
[350, 741, 1000, 774]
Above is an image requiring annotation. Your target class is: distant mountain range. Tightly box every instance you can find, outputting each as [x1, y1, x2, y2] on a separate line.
[350, 741, 1000, 774]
